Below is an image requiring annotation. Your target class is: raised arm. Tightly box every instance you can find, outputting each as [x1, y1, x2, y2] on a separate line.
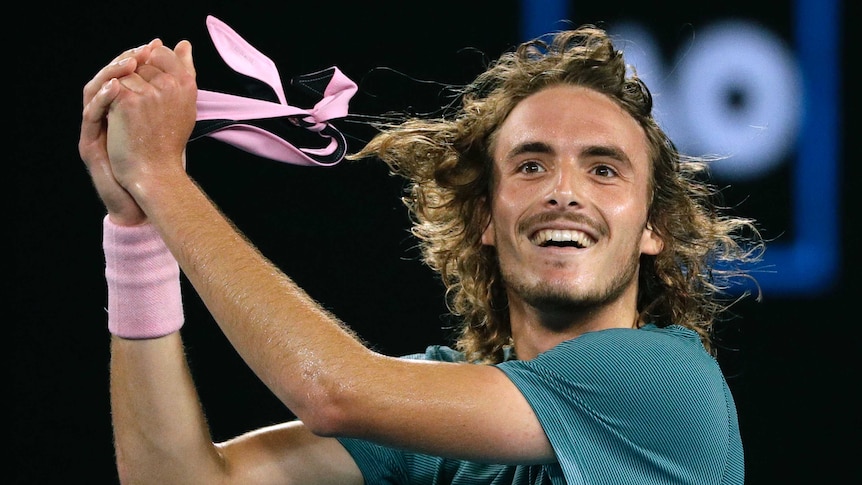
[81, 41, 363, 484]
[98, 39, 552, 466]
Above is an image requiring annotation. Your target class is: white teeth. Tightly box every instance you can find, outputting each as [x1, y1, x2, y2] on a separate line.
[530, 229, 595, 248]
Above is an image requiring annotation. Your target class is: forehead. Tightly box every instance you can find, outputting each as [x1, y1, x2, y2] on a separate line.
[492, 85, 649, 165]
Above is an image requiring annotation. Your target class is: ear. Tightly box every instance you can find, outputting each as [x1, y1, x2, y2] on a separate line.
[640, 222, 663, 256]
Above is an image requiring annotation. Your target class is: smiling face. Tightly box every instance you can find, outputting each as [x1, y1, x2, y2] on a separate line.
[481, 85, 663, 328]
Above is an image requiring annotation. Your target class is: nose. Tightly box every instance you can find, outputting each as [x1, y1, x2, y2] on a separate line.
[545, 165, 580, 208]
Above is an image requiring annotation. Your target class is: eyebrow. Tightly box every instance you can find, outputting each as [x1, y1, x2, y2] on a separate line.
[504, 141, 554, 160]
[504, 141, 632, 165]
[582, 145, 632, 164]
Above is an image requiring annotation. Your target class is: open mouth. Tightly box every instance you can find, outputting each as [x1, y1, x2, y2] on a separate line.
[530, 229, 596, 248]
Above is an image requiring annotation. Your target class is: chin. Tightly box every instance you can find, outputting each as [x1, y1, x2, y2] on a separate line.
[521, 282, 597, 308]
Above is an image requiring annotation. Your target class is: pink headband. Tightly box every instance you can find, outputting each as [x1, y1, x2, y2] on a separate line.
[191, 15, 358, 166]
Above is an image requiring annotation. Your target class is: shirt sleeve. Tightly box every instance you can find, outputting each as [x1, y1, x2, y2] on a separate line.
[335, 346, 560, 484]
[335, 439, 545, 485]
[496, 325, 744, 485]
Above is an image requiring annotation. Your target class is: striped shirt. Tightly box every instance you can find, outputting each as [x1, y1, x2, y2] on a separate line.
[338, 324, 743, 484]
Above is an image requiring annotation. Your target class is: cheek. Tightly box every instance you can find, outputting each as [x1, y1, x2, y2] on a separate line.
[602, 194, 653, 242]
[600, 196, 638, 226]
[481, 188, 522, 246]
[613, 193, 661, 255]
[481, 217, 495, 246]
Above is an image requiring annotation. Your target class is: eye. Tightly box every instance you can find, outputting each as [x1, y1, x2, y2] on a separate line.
[518, 160, 545, 174]
[591, 164, 619, 178]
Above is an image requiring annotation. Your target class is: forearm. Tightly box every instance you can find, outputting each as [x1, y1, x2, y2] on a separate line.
[110, 334, 224, 484]
[119, 170, 549, 464]
[134, 172, 373, 430]
[103, 215, 225, 483]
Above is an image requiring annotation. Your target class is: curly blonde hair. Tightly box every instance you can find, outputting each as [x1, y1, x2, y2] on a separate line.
[349, 25, 763, 363]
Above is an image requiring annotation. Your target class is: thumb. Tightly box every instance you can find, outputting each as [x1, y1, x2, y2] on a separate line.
[174, 40, 196, 77]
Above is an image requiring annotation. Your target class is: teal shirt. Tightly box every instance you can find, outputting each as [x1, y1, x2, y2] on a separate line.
[337, 324, 743, 484]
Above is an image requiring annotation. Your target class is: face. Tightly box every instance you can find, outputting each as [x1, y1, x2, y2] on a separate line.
[481, 85, 663, 317]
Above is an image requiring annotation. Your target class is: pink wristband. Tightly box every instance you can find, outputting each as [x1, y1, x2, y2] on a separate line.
[103, 215, 184, 339]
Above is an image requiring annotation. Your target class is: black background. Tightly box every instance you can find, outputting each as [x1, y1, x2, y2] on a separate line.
[13, 1, 854, 483]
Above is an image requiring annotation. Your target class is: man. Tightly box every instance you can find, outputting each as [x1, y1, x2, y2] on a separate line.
[80, 26, 762, 484]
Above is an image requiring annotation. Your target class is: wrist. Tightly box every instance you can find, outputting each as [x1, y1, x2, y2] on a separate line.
[123, 166, 192, 218]
[103, 215, 184, 339]
[106, 212, 147, 227]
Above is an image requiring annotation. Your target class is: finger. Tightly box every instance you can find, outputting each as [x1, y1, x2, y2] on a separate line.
[80, 77, 119, 151]
[82, 39, 164, 105]
[174, 40, 196, 77]
[115, 71, 155, 95]
[108, 38, 163, 63]
[84, 78, 120, 122]
[131, 63, 166, 84]
[145, 42, 196, 80]
[106, 38, 160, 66]
[83, 57, 136, 106]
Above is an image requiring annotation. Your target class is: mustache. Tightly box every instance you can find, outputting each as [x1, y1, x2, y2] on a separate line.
[517, 211, 607, 238]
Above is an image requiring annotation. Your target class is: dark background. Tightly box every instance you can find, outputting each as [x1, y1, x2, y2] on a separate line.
[13, 1, 853, 483]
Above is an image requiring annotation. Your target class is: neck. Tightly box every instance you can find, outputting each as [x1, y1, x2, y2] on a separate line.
[508, 282, 640, 360]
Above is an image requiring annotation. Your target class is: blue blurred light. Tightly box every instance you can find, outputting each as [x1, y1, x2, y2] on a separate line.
[519, 0, 841, 296]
